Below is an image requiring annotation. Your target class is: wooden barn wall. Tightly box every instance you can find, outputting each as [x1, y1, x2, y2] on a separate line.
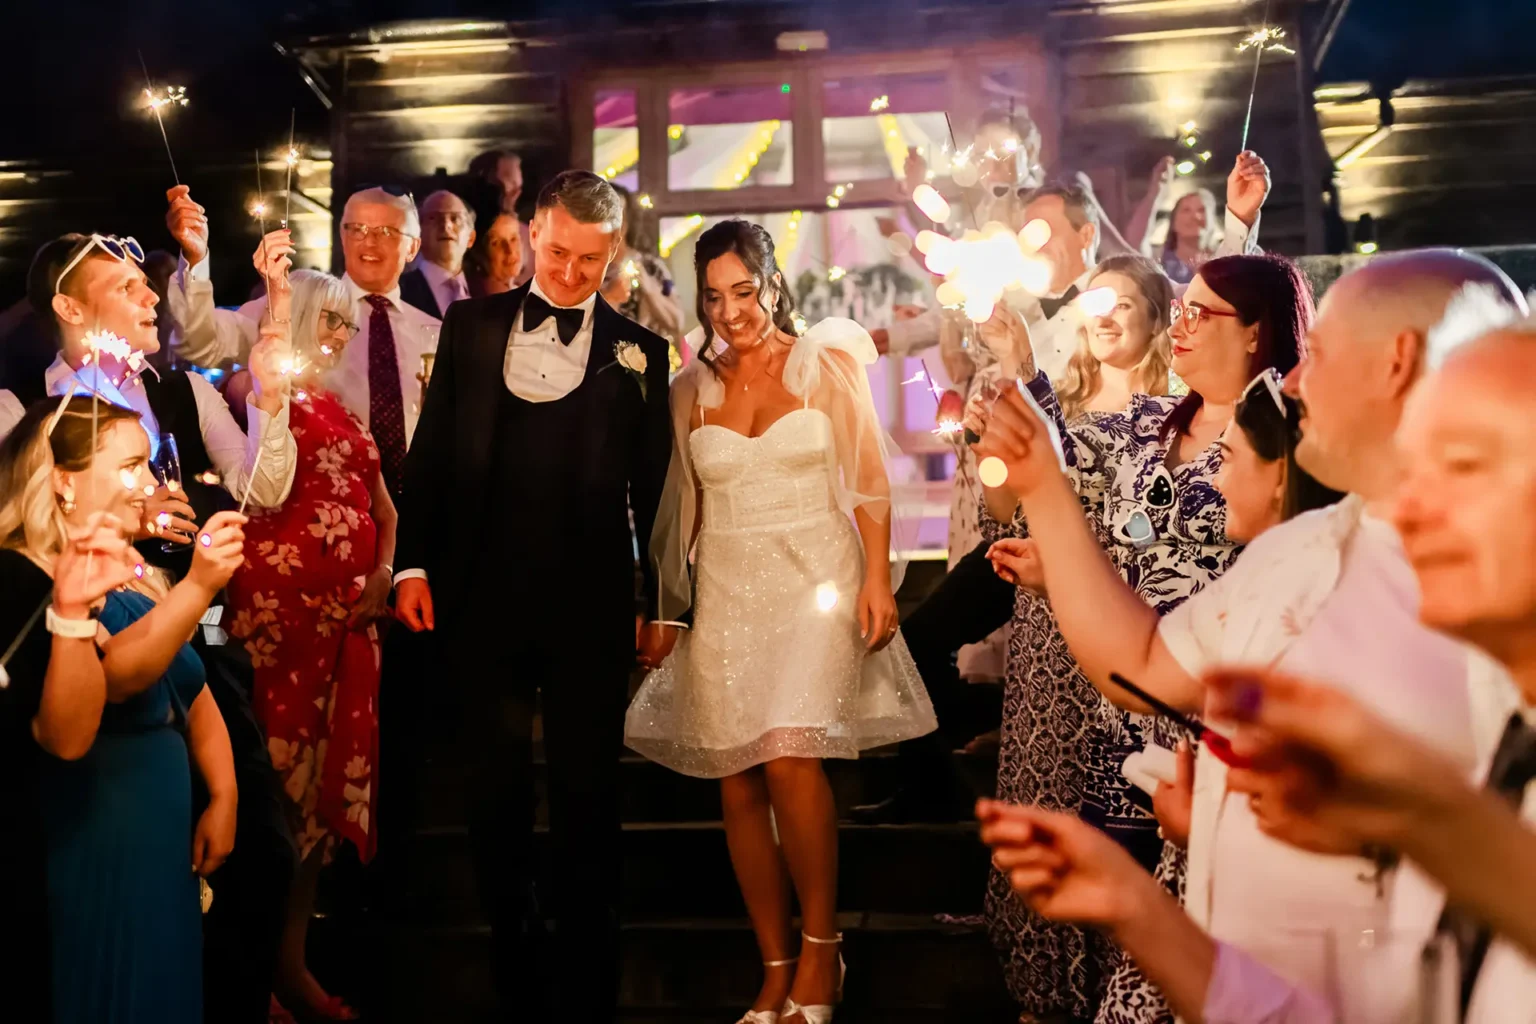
[1049, 0, 1322, 256]
[1316, 76, 1536, 251]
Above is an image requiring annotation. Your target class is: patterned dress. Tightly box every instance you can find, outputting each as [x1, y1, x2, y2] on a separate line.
[982, 377, 1239, 1021]
[228, 387, 381, 862]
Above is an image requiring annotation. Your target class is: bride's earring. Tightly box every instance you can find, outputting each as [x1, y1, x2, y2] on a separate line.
[59, 485, 76, 515]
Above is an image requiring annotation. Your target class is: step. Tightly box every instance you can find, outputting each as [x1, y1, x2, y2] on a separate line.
[325, 912, 1016, 1021]
[410, 821, 992, 924]
[418, 747, 1000, 829]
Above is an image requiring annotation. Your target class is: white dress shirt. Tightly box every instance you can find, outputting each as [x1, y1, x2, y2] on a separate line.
[505, 278, 596, 403]
[167, 255, 442, 444]
[45, 355, 296, 510]
[416, 258, 469, 316]
[1158, 498, 1491, 1021]
[0, 389, 22, 443]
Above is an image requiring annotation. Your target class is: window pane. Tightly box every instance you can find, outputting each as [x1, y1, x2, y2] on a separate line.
[594, 89, 639, 191]
[667, 84, 794, 191]
[822, 72, 953, 185]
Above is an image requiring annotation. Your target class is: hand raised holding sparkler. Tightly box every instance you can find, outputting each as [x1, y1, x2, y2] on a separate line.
[165, 186, 209, 267]
[968, 382, 1069, 502]
[975, 305, 1035, 380]
[1226, 150, 1272, 228]
[251, 228, 294, 284]
[55, 512, 142, 617]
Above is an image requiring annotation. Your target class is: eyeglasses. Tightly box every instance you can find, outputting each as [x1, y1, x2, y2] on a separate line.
[1242, 367, 1288, 417]
[341, 223, 418, 242]
[54, 234, 145, 294]
[320, 309, 360, 339]
[1169, 297, 1240, 335]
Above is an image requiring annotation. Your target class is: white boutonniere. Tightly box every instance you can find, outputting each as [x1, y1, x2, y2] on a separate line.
[613, 340, 648, 399]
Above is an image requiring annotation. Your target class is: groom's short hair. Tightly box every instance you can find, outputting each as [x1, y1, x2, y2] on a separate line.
[536, 170, 623, 233]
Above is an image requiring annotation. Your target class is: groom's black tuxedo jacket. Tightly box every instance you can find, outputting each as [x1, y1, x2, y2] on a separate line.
[395, 283, 673, 641]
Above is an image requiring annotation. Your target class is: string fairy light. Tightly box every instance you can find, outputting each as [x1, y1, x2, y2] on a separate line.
[137, 51, 187, 185]
[659, 214, 705, 258]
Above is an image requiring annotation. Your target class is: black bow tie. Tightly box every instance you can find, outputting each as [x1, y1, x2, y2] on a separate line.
[1039, 285, 1081, 321]
[522, 292, 585, 346]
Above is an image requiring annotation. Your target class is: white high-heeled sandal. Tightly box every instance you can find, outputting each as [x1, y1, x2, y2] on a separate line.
[736, 956, 799, 1024]
[780, 933, 844, 1024]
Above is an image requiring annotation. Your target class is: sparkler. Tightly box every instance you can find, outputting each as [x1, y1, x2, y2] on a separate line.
[282, 108, 298, 229]
[869, 95, 890, 112]
[902, 362, 980, 503]
[138, 51, 187, 185]
[1235, 0, 1294, 153]
[252, 150, 275, 301]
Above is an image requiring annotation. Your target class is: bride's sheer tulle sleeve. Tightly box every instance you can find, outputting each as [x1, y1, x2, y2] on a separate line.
[787, 317, 912, 592]
[650, 341, 720, 626]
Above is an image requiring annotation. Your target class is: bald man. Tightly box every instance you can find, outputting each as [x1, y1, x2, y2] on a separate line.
[401, 189, 475, 319]
[974, 249, 1526, 1014]
[1189, 317, 1536, 1020]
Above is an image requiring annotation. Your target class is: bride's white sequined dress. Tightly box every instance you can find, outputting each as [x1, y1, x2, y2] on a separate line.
[625, 320, 936, 779]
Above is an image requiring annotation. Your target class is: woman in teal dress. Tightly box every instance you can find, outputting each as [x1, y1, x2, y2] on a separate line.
[0, 396, 246, 1024]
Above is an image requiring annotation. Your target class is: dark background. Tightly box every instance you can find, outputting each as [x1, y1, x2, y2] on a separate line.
[0, 0, 1532, 303]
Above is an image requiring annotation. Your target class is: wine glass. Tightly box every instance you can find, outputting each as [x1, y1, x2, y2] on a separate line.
[153, 433, 185, 553]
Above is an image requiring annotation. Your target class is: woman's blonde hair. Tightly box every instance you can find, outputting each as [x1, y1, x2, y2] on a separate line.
[1057, 255, 1174, 422]
[0, 397, 167, 597]
[288, 269, 352, 361]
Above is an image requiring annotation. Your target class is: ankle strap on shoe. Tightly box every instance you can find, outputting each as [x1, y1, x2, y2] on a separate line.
[763, 956, 800, 967]
[800, 932, 843, 945]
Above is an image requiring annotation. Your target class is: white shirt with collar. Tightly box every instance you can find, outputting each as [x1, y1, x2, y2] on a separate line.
[44, 354, 297, 511]
[416, 258, 469, 317]
[166, 255, 441, 444]
[505, 278, 596, 403]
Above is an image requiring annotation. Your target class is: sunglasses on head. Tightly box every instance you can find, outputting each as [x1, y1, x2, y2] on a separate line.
[54, 234, 145, 295]
[1241, 367, 1288, 418]
[1169, 297, 1240, 335]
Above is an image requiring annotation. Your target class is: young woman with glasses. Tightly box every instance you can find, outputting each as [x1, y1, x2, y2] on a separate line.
[220, 248, 393, 1023]
[963, 253, 1313, 1024]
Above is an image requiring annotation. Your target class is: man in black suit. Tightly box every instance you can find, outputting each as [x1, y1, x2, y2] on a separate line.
[393, 170, 674, 1020]
[398, 188, 476, 320]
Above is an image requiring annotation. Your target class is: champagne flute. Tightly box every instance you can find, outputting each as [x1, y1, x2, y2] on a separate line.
[154, 433, 185, 553]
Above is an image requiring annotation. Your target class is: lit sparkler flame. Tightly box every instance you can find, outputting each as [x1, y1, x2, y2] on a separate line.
[250, 202, 268, 218]
[1237, 26, 1294, 54]
[1077, 286, 1118, 319]
[933, 418, 965, 439]
[143, 85, 189, 111]
[869, 95, 890, 112]
[284, 146, 299, 168]
[638, 193, 654, 209]
[82, 330, 132, 362]
[827, 266, 847, 283]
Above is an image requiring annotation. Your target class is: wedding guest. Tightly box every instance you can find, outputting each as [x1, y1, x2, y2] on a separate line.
[852, 158, 1269, 826]
[978, 249, 1523, 1013]
[968, 253, 1309, 1021]
[400, 189, 475, 319]
[0, 395, 245, 1024]
[626, 221, 937, 1024]
[1123, 157, 1226, 287]
[1207, 311, 1536, 1017]
[165, 185, 441, 499]
[0, 490, 139, 1024]
[222, 258, 390, 1022]
[30, 229, 300, 1024]
[609, 184, 684, 344]
[463, 185, 524, 298]
[467, 148, 534, 284]
[988, 363, 1343, 1024]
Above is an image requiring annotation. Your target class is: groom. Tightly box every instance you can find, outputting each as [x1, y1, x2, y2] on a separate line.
[394, 169, 674, 1018]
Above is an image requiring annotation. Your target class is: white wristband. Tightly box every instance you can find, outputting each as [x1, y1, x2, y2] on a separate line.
[46, 607, 98, 639]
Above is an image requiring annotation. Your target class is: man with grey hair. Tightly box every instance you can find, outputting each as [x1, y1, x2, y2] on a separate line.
[393, 168, 672, 1018]
[165, 183, 441, 498]
[401, 188, 476, 319]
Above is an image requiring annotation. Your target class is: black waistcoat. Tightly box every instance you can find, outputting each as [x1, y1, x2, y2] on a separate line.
[135, 371, 233, 579]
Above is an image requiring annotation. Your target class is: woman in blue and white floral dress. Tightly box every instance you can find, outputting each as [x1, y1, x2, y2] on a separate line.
[970, 254, 1313, 1022]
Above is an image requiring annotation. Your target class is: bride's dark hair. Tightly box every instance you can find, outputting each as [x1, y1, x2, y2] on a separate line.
[692, 219, 799, 376]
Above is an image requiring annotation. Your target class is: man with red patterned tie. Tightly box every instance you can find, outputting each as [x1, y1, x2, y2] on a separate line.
[165, 184, 441, 498]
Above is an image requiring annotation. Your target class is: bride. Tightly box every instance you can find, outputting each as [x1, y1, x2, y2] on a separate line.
[626, 220, 937, 1024]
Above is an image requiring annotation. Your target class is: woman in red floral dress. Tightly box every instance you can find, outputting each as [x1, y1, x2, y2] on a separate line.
[224, 244, 395, 1023]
